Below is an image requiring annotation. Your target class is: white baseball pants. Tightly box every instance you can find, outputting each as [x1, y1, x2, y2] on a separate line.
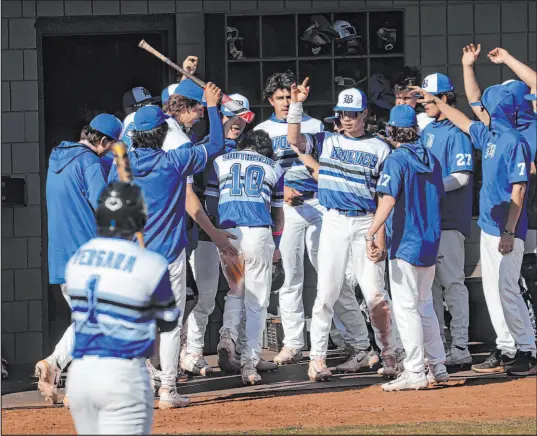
[220, 226, 275, 365]
[278, 198, 324, 349]
[389, 258, 446, 373]
[159, 250, 186, 387]
[67, 356, 153, 435]
[49, 284, 74, 370]
[432, 230, 470, 347]
[186, 241, 221, 355]
[309, 210, 399, 359]
[480, 231, 536, 357]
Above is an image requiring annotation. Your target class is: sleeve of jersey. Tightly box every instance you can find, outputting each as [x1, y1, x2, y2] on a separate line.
[84, 161, 107, 210]
[375, 155, 404, 200]
[468, 122, 488, 151]
[507, 141, 531, 185]
[271, 171, 285, 208]
[449, 132, 474, 174]
[304, 132, 326, 155]
[152, 268, 180, 322]
[107, 162, 118, 183]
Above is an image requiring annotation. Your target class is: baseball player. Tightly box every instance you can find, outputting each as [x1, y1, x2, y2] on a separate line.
[366, 104, 448, 391]
[35, 113, 123, 404]
[108, 83, 225, 408]
[392, 69, 433, 131]
[420, 73, 474, 368]
[253, 71, 326, 365]
[212, 129, 285, 385]
[410, 83, 536, 375]
[287, 81, 403, 381]
[66, 181, 179, 435]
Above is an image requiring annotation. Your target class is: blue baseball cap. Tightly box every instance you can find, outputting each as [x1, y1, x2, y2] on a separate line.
[90, 114, 123, 141]
[388, 104, 417, 128]
[221, 93, 249, 117]
[175, 79, 207, 106]
[134, 105, 169, 132]
[422, 73, 454, 95]
[161, 83, 179, 105]
[333, 88, 367, 112]
[502, 79, 533, 111]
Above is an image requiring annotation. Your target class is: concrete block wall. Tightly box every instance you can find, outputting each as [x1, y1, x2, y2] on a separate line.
[2, 0, 535, 362]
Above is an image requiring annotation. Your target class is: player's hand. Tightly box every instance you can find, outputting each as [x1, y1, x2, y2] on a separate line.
[366, 239, 385, 263]
[183, 55, 198, 75]
[204, 82, 221, 107]
[487, 47, 510, 65]
[408, 86, 439, 106]
[211, 228, 238, 256]
[273, 248, 282, 263]
[290, 77, 310, 103]
[498, 233, 514, 255]
[462, 43, 481, 67]
[530, 162, 536, 176]
[284, 186, 304, 206]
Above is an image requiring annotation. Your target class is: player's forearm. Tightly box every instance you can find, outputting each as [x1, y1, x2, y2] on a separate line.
[298, 154, 320, 180]
[435, 101, 473, 134]
[463, 65, 490, 124]
[443, 171, 470, 192]
[186, 185, 218, 236]
[271, 207, 285, 234]
[505, 183, 526, 233]
[504, 54, 537, 91]
[204, 106, 225, 159]
[287, 120, 307, 153]
[367, 195, 396, 238]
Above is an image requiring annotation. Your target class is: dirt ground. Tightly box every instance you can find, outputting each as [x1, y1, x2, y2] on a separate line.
[2, 378, 536, 434]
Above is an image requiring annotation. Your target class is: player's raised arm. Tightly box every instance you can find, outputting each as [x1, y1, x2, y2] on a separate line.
[461, 44, 490, 124]
[489, 47, 537, 95]
[287, 78, 310, 153]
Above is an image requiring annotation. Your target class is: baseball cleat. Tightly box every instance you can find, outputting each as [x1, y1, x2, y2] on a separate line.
[507, 354, 536, 377]
[256, 358, 278, 372]
[308, 358, 332, 382]
[273, 347, 303, 365]
[158, 387, 190, 409]
[34, 358, 62, 404]
[445, 345, 472, 368]
[336, 347, 379, 373]
[471, 349, 505, 374]
[381, 370, 428, 392]
[427, 362, 450, 384]
[241, 361, 262, 385]
[217, 330, 237, 374]
[181, 353, 214, 376]
[505, 351, 534, 376]
[381, 354, 401, 379]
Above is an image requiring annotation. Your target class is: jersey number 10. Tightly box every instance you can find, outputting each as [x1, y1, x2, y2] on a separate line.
[230, 163, 266, 197]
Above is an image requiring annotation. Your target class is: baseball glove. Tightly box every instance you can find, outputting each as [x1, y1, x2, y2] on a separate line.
[272, 259, 285, 293]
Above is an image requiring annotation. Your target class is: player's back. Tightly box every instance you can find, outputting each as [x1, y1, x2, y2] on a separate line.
[66, 237, 170, 359]
[214, 150, 284, 229]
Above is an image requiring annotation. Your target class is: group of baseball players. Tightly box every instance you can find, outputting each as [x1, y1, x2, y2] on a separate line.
[33, 43, 536, 433]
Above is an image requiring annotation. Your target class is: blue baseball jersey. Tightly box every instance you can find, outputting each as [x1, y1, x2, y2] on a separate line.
[422, 119, 474, 237]
[304, 132, 391, 212]
[254, 114, 324, 193]
[67, 237, 179, 360]
[469, 122, 531, 239]
[376, 142, 445, 267]
[213, 150, 284, 229]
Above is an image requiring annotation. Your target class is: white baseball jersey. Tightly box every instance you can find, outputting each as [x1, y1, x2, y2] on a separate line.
[254, 115, 324, 192]
[417, 112, 434, 132]
[162, 117, 194, 184]
[66, 237, 179, 359]
[213, 150, 284, 229]
[304, 132, 391, 212]
[121, 112, 136, 150]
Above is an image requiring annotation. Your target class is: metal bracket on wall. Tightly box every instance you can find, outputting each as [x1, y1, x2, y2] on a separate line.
[1, 176, 28, 207]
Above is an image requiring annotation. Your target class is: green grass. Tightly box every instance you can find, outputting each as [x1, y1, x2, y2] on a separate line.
[188, 418, 537, 435]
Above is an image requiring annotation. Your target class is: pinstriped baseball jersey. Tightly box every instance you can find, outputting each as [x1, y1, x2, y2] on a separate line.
[213, 150, 284, 229]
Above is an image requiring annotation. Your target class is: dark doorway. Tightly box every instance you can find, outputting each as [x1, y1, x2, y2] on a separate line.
[40, 24, 174, 353]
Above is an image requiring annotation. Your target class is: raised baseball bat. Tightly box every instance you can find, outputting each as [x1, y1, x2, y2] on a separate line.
[111, 141, 145, 248]
[138, 39, 255, 124]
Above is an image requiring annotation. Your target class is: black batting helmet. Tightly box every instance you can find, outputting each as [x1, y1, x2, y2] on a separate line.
[271, 259, 285, 293]
[95, 181, 147, 238]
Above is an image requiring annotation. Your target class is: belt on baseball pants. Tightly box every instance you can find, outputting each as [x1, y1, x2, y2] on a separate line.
[329, 208, 369, 217]
[225, 225, 270, 229]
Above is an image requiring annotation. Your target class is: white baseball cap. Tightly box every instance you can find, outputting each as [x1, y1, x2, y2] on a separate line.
[221, 93, 250, 117]
[422, 73, 454, 95]
[333, 88, 367, 112]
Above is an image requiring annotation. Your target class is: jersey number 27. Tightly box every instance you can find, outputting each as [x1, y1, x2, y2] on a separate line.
[230, 163, 266, 197]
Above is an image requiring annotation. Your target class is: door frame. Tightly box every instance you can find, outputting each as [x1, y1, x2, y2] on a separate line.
[35, 14, 176, 354]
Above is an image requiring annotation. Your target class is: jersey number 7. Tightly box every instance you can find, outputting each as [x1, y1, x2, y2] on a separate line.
[230, 164, 266, 197]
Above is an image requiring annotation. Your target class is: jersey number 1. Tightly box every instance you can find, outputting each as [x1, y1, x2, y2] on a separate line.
[230, 163, 266, 197]
[86, 275, 100, 325]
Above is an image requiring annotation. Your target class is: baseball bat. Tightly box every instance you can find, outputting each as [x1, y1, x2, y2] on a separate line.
[111, 142, 145, 248]
[138, 39, 255, 124]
